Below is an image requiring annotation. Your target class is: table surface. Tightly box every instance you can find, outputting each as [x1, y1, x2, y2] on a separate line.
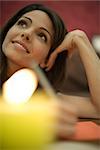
[44, 119, 100, 150]
[44, 141, 99, 150]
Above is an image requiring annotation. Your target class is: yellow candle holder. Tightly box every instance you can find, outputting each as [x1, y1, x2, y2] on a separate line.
[0, 92, 58, 150]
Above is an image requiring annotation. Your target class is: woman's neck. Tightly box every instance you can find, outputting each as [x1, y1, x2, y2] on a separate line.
[7, 60, 24, 78]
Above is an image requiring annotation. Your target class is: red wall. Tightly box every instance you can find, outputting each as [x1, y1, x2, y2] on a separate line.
[0, 0, 100, 39]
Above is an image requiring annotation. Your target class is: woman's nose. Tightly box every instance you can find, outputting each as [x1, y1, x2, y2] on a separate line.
[21, 33, 30, 41]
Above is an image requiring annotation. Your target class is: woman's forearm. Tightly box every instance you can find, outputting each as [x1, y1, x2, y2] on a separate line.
[74, 35, 100, 111]
[58, 93, 99, 118]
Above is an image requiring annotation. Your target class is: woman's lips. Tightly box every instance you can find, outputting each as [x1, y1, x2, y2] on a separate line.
[12, 41, 30, 53]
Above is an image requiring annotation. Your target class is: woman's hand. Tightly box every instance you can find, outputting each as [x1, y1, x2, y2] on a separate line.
[55, 97, 78, 139]
[42, 30, 88, 71]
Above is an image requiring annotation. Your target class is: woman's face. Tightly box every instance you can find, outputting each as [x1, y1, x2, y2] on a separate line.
[2, 10, 54, 69]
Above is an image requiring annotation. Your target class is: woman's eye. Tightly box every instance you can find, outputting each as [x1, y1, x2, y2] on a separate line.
[38, 33, 47, 42]
[17, 20, 27, 28]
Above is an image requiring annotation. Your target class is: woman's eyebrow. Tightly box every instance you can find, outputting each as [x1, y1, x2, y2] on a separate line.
[23, 16, 32, 23]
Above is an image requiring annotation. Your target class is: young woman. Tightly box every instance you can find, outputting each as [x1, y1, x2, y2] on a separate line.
[0, 3, 99, 138]
[0, 3, 67, 89]
[0, 3, 77, 139]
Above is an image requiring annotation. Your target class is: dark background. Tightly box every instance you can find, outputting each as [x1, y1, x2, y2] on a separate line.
[0, 0, 100, 40]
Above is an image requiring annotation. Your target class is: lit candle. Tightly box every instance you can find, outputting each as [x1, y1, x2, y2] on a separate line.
[3, 68, 38, 105]
[0, 69, 58, 150]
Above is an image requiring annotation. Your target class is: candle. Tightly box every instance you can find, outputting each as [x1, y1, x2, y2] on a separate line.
[3, 68, 38, 105]
[0, 69, 58, 150]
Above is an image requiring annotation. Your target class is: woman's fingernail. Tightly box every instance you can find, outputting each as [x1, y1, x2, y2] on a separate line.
[45, 67, 49, 71]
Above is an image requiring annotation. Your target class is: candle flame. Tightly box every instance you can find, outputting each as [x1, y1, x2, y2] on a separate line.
[3, 69, 38, 105]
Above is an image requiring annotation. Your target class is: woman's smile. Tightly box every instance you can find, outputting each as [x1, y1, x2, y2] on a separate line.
[12, 40, 30, 54]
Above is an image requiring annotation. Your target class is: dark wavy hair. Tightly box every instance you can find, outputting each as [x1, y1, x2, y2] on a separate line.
[0, 3, 68, 91]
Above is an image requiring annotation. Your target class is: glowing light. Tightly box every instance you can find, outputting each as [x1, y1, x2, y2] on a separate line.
[3, 69, 38, 104]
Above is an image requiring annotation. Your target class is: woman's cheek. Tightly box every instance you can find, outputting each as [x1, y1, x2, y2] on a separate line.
[2, 29, 16, 54]
[32, 43, 50, 62]
[2, 39, 9, 55]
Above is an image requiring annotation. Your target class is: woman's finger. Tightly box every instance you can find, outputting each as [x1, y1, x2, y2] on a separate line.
[45, 51, 58, 71]
[57, 123, 76, 138]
